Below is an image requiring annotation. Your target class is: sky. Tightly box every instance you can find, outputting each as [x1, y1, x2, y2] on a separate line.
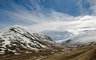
[1, 0, 96, 38]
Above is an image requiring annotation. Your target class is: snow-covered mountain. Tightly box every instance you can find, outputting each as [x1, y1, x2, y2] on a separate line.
[0, 25, 61, 55]
[43, 30, 73, 43]
[47, 16, 96, 47]
[61, 29, 96, 47]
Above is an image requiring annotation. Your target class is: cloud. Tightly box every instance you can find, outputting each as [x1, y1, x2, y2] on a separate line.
[0, 1, 75, 25]
[77, 0, 91, 15]
[87, 0, 96, 14]
[28, 15, 96, 36]
[1, 0, 96, 36]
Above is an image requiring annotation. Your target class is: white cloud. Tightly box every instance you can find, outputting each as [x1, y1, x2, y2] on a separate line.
[87, 0, 96, 14]
[1, 0, 96, 36]
[28, 15, 96, 36]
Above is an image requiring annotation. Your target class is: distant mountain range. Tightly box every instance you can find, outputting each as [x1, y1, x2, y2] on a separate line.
[57, 28, 96, 47]
[43, 30, 73, 42]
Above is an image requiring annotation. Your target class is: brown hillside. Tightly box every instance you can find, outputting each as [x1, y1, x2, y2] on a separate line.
[43, 45, 96, 60]
[0, 45, 96, 60]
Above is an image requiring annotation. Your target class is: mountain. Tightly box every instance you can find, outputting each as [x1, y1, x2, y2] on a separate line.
[43, 30, 73, 43]
[0, 25, 62, 55]
[61, 29, 96, 47]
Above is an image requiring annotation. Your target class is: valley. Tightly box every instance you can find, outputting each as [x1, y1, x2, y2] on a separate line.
[0, 25, 96, 60]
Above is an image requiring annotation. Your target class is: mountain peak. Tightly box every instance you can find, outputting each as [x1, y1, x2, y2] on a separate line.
[9, 25, 28, 34]
[0, 25, 61, 55]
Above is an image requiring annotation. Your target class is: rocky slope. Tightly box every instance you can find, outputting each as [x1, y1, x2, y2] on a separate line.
[0, 25, 62, 55]
[1, 45, 96, 60]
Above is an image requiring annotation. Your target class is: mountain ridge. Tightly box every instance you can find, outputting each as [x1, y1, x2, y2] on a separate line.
[0, 25, 62, 55]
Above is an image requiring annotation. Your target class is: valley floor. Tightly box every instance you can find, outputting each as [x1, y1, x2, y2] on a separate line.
[0, 45, 96, 60]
